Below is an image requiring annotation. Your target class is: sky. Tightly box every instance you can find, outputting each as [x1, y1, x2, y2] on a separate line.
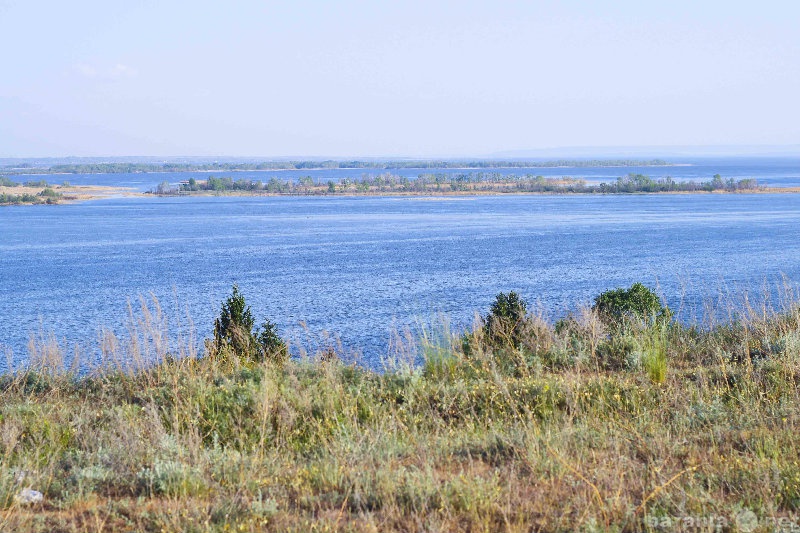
[0, 0, 798, 158]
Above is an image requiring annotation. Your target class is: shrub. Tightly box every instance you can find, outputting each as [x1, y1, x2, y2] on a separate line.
[214, 284, 257, 356]
[38, 187, 61, 198]
[593, 283, 671, 327]
[256, 319, 288, 363]
[484, 291, 528, 349]
[213, 284, 287, 363]
[595, 334, 640, 370]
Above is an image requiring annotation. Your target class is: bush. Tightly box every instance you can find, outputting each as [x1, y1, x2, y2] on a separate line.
[256, 319, 288, 363]
[38, 187, 61, 198]
[214, 284, 256, 356]
[474, 291, 528, 352]
[213, 284, 287, 363]
[592, 283, 671, 328]
[596, 334, 640, 370]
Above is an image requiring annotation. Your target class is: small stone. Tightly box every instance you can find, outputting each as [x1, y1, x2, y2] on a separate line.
[15, 488, 43, 505]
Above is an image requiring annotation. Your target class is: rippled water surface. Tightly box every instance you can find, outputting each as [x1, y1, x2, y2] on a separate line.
[2, 190, 800, 370]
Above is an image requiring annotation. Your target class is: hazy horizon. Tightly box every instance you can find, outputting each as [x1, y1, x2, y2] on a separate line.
[2, 144, 799, 166]
[1, 1, 797, 158]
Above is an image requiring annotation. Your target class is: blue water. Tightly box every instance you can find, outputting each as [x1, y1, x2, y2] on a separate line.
[9, 156, 800, 191]
[2, 189, 800, 371]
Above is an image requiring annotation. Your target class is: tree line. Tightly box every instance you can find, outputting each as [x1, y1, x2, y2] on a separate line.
[5, 159, 672, 175]
[151, 172, 761, 196]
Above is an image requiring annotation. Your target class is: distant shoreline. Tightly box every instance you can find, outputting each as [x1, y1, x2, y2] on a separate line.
[7, 164, 688, 177]
[152, 187, 800, 198]
[5, 181, 798, 207]
[0, 158, 676, 176]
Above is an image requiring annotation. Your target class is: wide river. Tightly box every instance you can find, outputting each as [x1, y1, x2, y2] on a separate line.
[1, 158, 800, 370]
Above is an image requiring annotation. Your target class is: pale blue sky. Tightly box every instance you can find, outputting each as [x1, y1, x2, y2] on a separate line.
[1, 1, 797, 157]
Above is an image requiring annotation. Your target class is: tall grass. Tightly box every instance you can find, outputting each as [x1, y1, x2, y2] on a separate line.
[1, 289, 800, 531]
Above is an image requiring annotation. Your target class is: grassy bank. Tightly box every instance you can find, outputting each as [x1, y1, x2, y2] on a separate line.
[2, 286, 800, 532]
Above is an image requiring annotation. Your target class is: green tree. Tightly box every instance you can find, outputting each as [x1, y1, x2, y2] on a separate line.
[484, 291, 528, 348]
[256, 319, 288, 363]
[214, 284, 256, 356]
[213, 284, 287, 363]
[206, 176, 226, 191]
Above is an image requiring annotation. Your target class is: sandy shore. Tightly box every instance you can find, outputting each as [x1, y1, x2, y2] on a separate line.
[0, 184, 141, 205]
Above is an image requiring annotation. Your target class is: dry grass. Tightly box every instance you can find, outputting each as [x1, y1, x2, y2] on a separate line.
[1, 293, 800, 532]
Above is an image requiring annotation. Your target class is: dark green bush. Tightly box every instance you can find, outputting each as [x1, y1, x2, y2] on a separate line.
[484, 291, 528, 349]
[213, 284, 287, 363]
[256, 319, 288, 363]
[214, 284, 256, 356]
[593, 283, 671, 327]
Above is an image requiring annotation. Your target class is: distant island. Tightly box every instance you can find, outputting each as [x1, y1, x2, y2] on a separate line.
[1, 171, 785, 207]
[150, 172, 764, 197]
[2, 158, 672, 175]
[0, 177, 130, 205]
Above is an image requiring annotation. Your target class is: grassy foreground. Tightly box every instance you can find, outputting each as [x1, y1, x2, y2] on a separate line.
[2, 289, 800, 532]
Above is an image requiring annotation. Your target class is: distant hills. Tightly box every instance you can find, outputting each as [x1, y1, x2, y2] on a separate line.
[0, 145, 797, 169]
[488, 145, 800, 159]
[1, 159, 673, 175]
